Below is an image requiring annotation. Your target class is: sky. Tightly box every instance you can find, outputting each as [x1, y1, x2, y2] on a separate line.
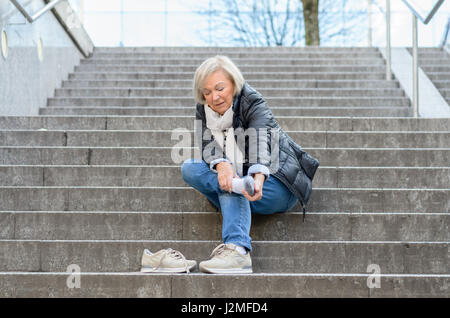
[68, 0, 450, 47]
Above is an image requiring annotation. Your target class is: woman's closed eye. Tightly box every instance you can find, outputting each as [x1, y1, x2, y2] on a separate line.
[203, 87, 224, 96]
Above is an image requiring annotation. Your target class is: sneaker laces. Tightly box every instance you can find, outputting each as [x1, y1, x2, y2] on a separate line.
[152, 248, 191, 273]
[210, 243, 235, 258]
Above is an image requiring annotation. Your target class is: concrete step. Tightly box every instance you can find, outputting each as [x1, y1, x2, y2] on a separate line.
[433, 80, 450, 90]
[2, 43, 449, 299]
[427, 73, 450, 81]
[91, 52, 384, 59]
[0, 116, 108, 130]
[54, 88, 405, 98]
[438, 89, 450, 99]
[81, 58, 386, 66]
[422, 66, 450, 73]
[417, 54, 449, 60]
[1, 166, 448, 189]
[47, 97, 411, 107]
[1, 272, 448, 297]
[0, 239, 448, 274]
[0, 187, 448, 212]
[416, 47, 445, 51]
[3, 116, 450, 131]
[39, 106, 413, 117]
[2, 211, 448, 241]
[68, 71, 388, 81]
[1, 130, 448, 148]
[418, 59, 450, 66]
[1, 147, 448, 167]
[62, 79, 400, 89]
[74, 64, 387, 73]
[92, 46, 380, 53]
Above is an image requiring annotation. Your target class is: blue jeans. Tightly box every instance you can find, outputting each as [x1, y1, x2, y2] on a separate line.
[181, 159, 298, 252]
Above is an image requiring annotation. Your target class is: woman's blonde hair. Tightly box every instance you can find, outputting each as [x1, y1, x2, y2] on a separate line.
[193, 55, 245, 104]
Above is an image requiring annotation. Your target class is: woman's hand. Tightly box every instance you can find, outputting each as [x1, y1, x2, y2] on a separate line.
[216, 162, 236, 193]
[242, 173, 265, 201]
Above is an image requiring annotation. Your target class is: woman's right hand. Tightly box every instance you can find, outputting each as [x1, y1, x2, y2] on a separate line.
[215, 162, 235, 193]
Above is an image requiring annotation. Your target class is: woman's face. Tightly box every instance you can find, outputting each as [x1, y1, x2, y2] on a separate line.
[202, 70, 235, 115]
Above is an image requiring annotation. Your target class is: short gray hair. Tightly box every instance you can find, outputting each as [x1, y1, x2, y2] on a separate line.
[193, 55, 245, 104]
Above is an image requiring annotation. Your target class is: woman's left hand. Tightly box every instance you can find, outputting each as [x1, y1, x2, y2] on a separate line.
[242, 173, 265, 201]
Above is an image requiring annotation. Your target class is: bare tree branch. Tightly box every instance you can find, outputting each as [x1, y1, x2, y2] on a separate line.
[190, 0, 366, 47]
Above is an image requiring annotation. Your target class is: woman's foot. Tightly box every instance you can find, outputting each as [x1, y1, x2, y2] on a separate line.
[199, 243, 252, 274]
[231, 176, 255, 196]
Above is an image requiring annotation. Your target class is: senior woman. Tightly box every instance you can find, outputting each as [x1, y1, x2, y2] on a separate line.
[181, 55, 319, 274]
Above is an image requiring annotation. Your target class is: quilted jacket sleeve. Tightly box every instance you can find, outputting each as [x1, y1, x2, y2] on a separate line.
[239, 85, 280, 179]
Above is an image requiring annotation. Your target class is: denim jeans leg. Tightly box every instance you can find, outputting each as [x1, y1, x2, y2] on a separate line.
[250, 176, 298, 215]
[218, 192, 252, 251]
[181, 158, 221, 209]
[181, 158, 252, 251]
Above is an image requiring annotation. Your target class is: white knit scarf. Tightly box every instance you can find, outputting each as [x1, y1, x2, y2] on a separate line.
[204, 104, 244, 176]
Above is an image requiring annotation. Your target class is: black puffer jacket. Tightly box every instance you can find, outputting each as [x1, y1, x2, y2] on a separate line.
[196, 82, 319, 215]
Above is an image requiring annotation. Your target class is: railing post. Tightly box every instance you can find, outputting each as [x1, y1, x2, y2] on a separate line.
[440, 18, 450, 48]
[120, 0, 124, 47]
[412, 14, 419, 117]
[385, 0, 391, 80]
[368, 0, 372, 47]
[79, 0, 84, 25]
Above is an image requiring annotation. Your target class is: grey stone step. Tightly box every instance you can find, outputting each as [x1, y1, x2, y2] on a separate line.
[2, 211, 448, 241]
[418, 59, 450, 65]
[88, 116, 450, 131]
[1, 166, 448, 189]
[39, 106, 413, 117]
[439, 89, 450, 99]
[417, 54, 449, 60]
[416, 47, 445, 51]
[433, 80, 450, 90]
[3, 116, 450, 131]
[47, 97, 411, 107]
[91, 52, 384, 59]
[54, 88, 405, 98]
[0, 187, 448, 212]
[68, 71, 388, 81]
[1, 130, 448, 148]
[75, 64, 387, 73]
[422, 66, 450, 73]
[93, 46, 380, 53]
[62, 79, 400, 89]
[0, 116, 108, 130]
[81, 58, 386, 66]
[1, 272, 448, 297]
[0, 239, 448, 274]
[427, 73, 450, 81]
[1, 147, 447, 167]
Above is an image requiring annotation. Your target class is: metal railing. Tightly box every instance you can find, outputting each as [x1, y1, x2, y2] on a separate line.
[385, 0, 445, 117]
[441, 17, 450, 47]
[9, 0, 64, 23]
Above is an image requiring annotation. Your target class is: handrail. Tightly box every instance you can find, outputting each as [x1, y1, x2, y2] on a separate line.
[401, 0, 445, 24]
[387, 0, 447, 117]
[9, 0, 64, 23]
[441, 17, 450, 47]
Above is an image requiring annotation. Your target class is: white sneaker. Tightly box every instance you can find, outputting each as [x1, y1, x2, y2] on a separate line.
[199, 243, 253, 274]
[141, 248, 197, 273]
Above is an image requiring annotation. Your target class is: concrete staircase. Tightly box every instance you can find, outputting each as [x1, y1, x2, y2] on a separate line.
[408, 47, 450, 106]
[0, 47, 449, 297]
